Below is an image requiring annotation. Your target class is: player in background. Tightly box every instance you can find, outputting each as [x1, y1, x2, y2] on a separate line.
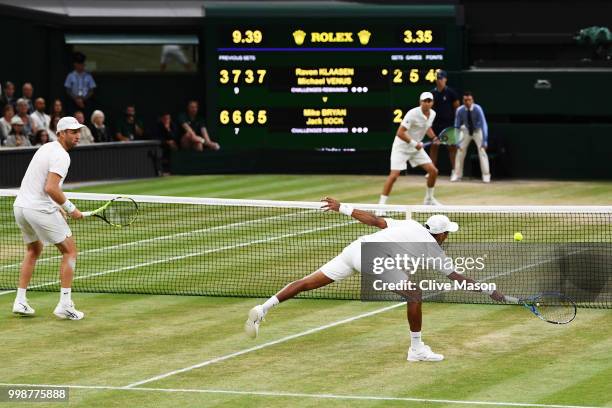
[452, 91, 491, 183]
[429, 70, 460, 179]
[12, 116, 85, 320]
[379, 92, 442, 206]
[245, 197, 505, 361]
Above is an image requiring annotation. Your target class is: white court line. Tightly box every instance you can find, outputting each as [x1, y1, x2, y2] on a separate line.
[0, 209, 316, 272]
[0, 383, 601, 408]
[1, 220, 356, 296]
[124, 302, 406, 388]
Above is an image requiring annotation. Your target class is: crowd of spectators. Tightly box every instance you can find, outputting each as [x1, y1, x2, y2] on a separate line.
[0, 52, 220, 165]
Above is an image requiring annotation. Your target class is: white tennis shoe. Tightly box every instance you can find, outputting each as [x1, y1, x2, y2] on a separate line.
[407, 344, 444, 362]
[244, 305, 265, 339]
[53, 302, 84, 320]
[13, 299, 35, 316]
[482, 174, 491, 183]
[450, 173, 461, 182]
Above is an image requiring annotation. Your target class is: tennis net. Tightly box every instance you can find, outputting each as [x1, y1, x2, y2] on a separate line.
[1, 190, 611, 307]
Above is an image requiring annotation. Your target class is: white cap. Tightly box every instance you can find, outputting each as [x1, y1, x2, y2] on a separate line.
[56, 116, 85, 132]
[425, 214, 459, 234]
[10, 116, 24, 125]
[419, 91, 434, 101]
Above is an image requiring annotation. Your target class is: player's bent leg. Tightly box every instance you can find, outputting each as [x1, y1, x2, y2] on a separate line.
[53, 237, 84, 320]
[421, 163, 441, 205]
[428, 143, 439, 165]
[13, 240, 43, 316]
[276, 271, 335, 302]
[18, 240, 43, 290]
[245, 271, 335, 338]
[381, 170, 401, 197]
[401, 289, 443, 362]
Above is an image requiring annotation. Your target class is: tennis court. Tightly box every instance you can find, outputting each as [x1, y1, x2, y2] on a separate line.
[1, 175, 611, 407]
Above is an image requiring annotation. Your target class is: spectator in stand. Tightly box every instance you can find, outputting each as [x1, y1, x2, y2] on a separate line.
[50, 98, 65, 121]
[73, 110, 94, 145]
[21, 83, 35, 114]
[177, 100, 220, 151]
[89, 110, 112, 143]
[64, 52, 96, 116]
[6, 116, 32, 147]
[32, 129, 50, 146]
[115, 105, 144, 141]
[15, 98, 34, 140]
[154, 112, 181, 172]
[48, 115, 60, 142]
[0, 105, 15, 146]
[1, 81, 17, 110]
[155, 112, 181, 149]
[30, 98, 52, 138]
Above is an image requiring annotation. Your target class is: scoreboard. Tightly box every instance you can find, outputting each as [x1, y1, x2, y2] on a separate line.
[204, 4, 461, 151]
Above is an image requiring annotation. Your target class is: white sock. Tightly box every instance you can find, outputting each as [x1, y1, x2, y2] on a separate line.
[16, 288, 27, 302]
[262, 295, 279, 314]
[378, 195, 388, 205]
[410, 331, 423, 349]
[425, 187, 434, 199]
[60, 288, 72, 304]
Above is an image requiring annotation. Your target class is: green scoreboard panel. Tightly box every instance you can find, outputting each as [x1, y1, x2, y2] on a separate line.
[204, 4, 461, 151]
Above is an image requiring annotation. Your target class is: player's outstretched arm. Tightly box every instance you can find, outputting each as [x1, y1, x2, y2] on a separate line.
[447, 272, 505, 302]
[321, 197, 387, 229]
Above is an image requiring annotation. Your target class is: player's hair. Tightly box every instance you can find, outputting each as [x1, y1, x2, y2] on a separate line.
[463, 91, 473, 97]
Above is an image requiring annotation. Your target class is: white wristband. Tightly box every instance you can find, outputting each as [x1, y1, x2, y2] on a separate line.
[339, 204, 354, 216]
[408, 139, 418, 148]
[61, 200, 77, 213]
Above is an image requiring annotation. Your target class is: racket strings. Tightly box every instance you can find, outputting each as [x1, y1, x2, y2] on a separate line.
[533, 296, 576, 323]
[105, 199, 138, 226]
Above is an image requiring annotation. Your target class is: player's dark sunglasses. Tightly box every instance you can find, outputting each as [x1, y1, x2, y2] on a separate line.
[422, 99, 433, 102]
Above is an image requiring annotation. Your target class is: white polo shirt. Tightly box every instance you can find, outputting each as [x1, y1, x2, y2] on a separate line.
[359, 218, 454, 276]
[398, 106, 436, 143]
[14, 141, 71, 213]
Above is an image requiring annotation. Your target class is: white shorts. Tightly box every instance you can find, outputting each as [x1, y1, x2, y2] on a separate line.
[390, 137, 432, 170]
[14, 207, 72, 245]
[320, 241, 361, 281]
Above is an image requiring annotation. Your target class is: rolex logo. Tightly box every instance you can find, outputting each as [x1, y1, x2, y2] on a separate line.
[293, 30, 307, 45]
[357, 30, 371, 45]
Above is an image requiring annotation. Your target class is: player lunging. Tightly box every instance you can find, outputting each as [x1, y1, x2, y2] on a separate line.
[245, 197, 505, 361]
[12, 116, 86, 320]
[379, 92, 442, 206]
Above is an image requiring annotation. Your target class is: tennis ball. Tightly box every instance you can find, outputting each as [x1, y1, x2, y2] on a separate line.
[514, 232, 523, 242]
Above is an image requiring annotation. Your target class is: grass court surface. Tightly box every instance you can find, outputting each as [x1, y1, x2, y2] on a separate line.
[1, 175, 611, 407]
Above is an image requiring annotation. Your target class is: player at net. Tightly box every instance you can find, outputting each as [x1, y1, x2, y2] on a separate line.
[12, 117, 86, 320]
[245, 197, 505, 362]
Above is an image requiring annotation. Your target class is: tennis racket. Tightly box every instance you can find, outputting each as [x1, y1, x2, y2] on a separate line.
[504, 292, 577, 324]
[82, 197, 139, 228]
[423, 127, 463, 147]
